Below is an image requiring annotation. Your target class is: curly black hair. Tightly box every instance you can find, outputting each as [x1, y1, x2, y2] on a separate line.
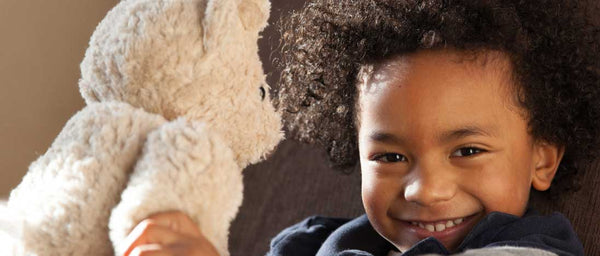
[275, 0, 600, 195]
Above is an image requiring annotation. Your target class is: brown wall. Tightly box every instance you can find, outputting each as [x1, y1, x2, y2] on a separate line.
[0, 1, 120, 198]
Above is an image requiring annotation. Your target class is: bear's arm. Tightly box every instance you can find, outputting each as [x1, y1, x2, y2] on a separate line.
[6, 102, 166, 256]
[109, 117, 242, 256]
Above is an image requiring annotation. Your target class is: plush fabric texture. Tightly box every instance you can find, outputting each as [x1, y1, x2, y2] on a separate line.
[109, 118, 245, 255]
[8, 102, 166, 256]
[421, 247, 559, 256]
[3, 0, 283, 255]
[0, 200, 21, 255]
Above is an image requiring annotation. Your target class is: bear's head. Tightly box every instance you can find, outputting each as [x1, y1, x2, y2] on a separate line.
[79, 0, 282, 166]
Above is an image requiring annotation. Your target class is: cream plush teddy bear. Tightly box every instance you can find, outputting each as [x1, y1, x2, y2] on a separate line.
[2, 0, 282, 255]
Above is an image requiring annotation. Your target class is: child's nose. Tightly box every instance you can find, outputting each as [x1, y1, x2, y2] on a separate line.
[403, 163, 457, 206]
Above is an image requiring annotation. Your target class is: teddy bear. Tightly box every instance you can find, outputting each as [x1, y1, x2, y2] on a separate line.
[1, 0, 282, 255]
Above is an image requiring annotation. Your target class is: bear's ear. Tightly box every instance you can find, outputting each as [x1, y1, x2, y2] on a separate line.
[202, 0, 236, 51]
[237, 0, 271, 32]
[202, 0, 270, 49]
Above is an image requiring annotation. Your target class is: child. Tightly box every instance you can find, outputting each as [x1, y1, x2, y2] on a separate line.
[269, 0, 599, 255]
[122, 0, 599, 255]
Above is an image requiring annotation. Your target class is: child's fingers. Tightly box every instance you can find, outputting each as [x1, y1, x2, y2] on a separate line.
[129, 242, 220, 256]
[122, 211, 219, 256]
[129, 244, 171, 256]
[123, 220, 190, 256]
[145, 211, 202, 238]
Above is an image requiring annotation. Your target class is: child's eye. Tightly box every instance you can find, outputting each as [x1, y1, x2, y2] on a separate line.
[372, 153, 408, 163]
[451, 147, 486, 157]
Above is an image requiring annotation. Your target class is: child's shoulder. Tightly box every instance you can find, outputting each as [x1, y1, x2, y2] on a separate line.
[267, 215, 354, 256]
[268, 214, 394, 256]
[466, 210, 583, 255]
[267, 211, 583, 256]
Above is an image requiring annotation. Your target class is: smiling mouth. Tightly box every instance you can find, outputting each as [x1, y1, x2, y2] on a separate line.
[408, 217, 465, 232]
[402, 212, 481, 234]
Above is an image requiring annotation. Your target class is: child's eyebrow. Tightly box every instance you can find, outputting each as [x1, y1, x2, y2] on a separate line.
[368, 125, 498, 145]
[435, 125, 498, 144]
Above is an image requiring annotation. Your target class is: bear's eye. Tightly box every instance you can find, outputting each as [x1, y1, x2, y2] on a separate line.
[259, 86, 266, 101]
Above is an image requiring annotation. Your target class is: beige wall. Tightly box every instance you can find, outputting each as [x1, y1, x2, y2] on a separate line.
[0, 1, 120, 198]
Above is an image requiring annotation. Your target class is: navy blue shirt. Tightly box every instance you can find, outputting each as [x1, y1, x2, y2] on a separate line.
[268, 210, 583, 256]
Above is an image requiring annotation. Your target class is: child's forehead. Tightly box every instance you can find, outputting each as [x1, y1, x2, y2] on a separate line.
[357, 49, 528, 133]
[359, 49, 517, 99]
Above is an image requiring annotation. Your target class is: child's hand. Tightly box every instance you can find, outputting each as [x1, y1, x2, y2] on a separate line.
[122, 211, 220, 256]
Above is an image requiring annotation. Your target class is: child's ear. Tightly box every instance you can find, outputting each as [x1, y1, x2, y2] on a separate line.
[531, 141, 565, 191]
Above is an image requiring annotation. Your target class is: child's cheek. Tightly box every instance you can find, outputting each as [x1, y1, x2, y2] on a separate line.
[461, 157, 531, 217]
[361, 168, 403, 219]
[361, 175, 392, 233]
[362, 170, 385, 211]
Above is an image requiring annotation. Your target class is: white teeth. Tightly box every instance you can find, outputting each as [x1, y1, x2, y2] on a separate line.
[425, 224, 435, 232]
[435, 223, 446, 232]
[411, 217, 466, 232]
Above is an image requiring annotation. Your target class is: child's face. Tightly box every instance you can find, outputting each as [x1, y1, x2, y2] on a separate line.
[357, 49, 563, 252]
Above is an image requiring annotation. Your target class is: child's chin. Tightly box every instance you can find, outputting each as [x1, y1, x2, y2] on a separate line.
[439, 213, 485, 252]
[440, 238, 463, 253]
[393, 229, 465, 253]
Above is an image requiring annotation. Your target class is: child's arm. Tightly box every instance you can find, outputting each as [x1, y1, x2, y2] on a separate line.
[122, 211, 219, 256]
